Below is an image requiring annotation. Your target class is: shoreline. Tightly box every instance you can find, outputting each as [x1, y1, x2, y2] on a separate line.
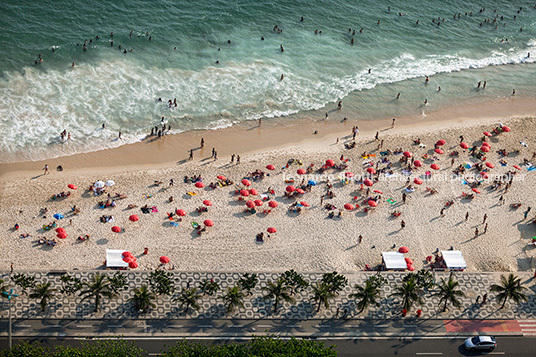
[1, 96, 536, 180]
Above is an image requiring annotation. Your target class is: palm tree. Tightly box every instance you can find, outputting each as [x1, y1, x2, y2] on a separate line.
[173, 288, 202, 313]
[0, 279, 9, 296]
[490, 274, 528, 309]
[349, 280, 381, 313]
[79, 273, 118, 312]
[310, 282, 337, 312]
[29, 282, 57, 312]
[128, 285, 156, 314]
[433, 277, 465, 312]
[390, 275, 424, 311]
[261, 278, 295, 313]
[221, 285, 245, 314]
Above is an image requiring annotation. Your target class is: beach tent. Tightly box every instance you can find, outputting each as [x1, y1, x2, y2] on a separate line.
[106, 249, 129, 268]
[382, 252, 407, 270]
[441, 250, 467, 270]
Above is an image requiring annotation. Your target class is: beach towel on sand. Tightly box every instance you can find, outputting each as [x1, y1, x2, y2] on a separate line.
[191, 222, 199, 229]
[170, 221, 179, 227]
[143, 194, 153, 199]
[151, 207, 158, 213]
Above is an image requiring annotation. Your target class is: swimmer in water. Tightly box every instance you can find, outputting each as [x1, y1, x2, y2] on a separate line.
[280, 74, 284, 80]
[102, 123, 106, 129]
[396, 93, 400, 100]
[280, 44, 284, 52]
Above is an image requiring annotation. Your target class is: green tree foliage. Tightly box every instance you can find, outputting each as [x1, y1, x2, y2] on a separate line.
[320, 271, 348, 294]
[490, 273, 528, 309]
[220, 285, 246, 314]
[0, 339, 145, 357]
[349, 278, 382, 313]
[261, 278, 295, 313]
[108, 272, 129, 294]
[148, 270, 175, 296]
[433, 277, 465, 312]
[79, 273, 118, 312]
[391, 273, 424, 311]
[310, 282, 337, 312]
[198, 278, 220, 296]
[412, 269, 434, 290]
[281, 269, 309, 295]
[0, 279, 9, 297]
[10, 273, 36, 295]
[238, 273, 258, 295]
[59, 274, 83, 296]
[128, 285, 156, 314]
[173, 288, 202, 313]
[29, 282, 57, 312]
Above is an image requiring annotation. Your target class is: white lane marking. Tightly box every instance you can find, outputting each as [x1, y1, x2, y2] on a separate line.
[47, 325, 62, 328]
[257, 325, 272, 328]
[521, 328, 536, 331]
[517, 320, 536, 322]
[107, 325, 123, 328]
[229, 325, 244, 328]
[416, 353, 442, 356]
[519, 324, 536, 327]
[76, 325, 92, 328]
[198, 325, 213, 328]
[375, 324, 389, 327]
[489, 353, 505, 355]
[316, 325, 331, 328]
[15, 325, 32, 328]
[286, 324, 302, 328]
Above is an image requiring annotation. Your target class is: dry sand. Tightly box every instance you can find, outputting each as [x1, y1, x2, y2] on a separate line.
[1, 100, 536, 273]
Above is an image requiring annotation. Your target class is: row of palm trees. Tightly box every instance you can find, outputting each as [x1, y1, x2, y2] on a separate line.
[1, 270, 530, 316]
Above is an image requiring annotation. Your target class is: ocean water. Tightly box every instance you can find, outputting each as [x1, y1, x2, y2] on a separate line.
[0, 0, 535, 162]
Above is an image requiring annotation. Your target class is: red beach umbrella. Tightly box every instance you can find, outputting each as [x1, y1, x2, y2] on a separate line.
[241, 179, 251, 186]
[430, 164, 440, 170]
[254, 199, 263, 206]
[176, 209, 187, 216]
[398, 246, 409, 253]
[414, 178, 423, 185]
[502, 126, 511, 132]
[195, 182, 205, 188]
[129, 214, 139, 222]
[266, 164, 275, 170]
[513, 165, 521, 170]
[67, 184, 77, 190]
[249, 188, 259, 196]
[480, 146, 490, 152]
[57, 232, 68, 239]
[480, 172, 489, 179]
[129, 261, 138, 269]
[246, 200, 255, 208]
[111, 226, 121, 233]
[159, 256, 170, 264]
[268, 201, 278, 208]
[122, 251, 133, 258]
[414, 160, 423, 167]
[345, 172, 354, 178]
[407, 264, 415, 271]
[240, 189, 250, 197]
[483, 132, 492, 137]
[300, 201, 310, 207]
[123, 256, 134, 263]
[403, 151, 412, 158]
[297, 168, 306, 175]
[436, 140, 446, 146]
[295, 188, 305, 194]
[472, 188, 481, 194]
[363, 178, 373, 187]
[286, 185, 295, 193]
[373, 190, 383, 194]
[267, 227, 277, 234]
[366, 167, 376, 174]
[482, 142, 491, 148]
[55, 227, 66, 233]
[217, 175, 226, 180]
[434, 148, 444, 154]
[203, 200, 212, 206]
[368, 200, 377, 207]
[344, 203, 355, 211]
[326, 159, 335, 167]
[460, 142, 469, 149]
[204, 219, 214, 227]
[485, 162, 494, 168]
[405, 258, 413, 264]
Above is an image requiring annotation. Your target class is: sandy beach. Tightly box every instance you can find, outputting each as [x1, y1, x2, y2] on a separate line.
[1, 99, 536, 273]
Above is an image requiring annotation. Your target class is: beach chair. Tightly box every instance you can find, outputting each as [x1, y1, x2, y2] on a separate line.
[187, 192, 197, 196]
[170, 221, 179, 227]
[191, 222, 199, 229]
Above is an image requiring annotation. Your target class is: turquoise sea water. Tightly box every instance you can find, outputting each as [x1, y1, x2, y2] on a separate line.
[0, 0, 535, 162]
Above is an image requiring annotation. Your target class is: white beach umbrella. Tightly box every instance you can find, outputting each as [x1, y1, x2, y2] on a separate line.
[94, 180, 105, 188]
[105, 180, 115, 187]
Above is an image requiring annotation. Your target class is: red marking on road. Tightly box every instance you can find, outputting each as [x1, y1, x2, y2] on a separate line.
[443, 320, 520, 333]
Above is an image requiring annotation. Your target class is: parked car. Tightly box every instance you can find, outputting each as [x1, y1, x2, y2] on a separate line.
[464, 335, 497, 351]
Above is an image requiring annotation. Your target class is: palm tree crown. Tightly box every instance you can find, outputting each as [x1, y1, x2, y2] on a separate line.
[173, 288, 202, 313]
[390, 275, 424, 311]
[128, 285, 156, 313]
[490, 274, 528, 309]
[29, 282, 57, 312]
[349, 280, 381, 313]
[433, 277, 465, 312]
[261, 278, 295, 313]
[310, 282, 337, 312]
[221, 285, 246, 314]
[79, 273, 117, 312]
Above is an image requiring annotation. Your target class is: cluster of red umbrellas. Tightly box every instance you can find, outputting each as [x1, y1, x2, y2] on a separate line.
[286, 185, 295, 193]
[246, 200, 263, 208]
[56, 227, 67, 239]
[122, 251, 138, 269]
[249, 188, 258, 195]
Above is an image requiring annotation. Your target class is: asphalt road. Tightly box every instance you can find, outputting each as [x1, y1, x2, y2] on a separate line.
[1, 336, 535, 356]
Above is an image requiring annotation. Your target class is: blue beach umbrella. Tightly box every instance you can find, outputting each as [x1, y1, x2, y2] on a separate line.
[53, 213, 64, 220]
[308, 180, 317, 186]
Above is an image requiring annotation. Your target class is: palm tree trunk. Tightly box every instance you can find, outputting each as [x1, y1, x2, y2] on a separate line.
[317, 299, 321, 312]
[94, 295, 100, 312]
[501, 298, 506, 309]
[273, 297, 279, 313]
[443, 298, 448, 312]
[359, 304, 365, 313]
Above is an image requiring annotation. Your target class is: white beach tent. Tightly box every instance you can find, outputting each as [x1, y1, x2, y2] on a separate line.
[382, 252, 407, 270]
[106, 249, 128, 268]
[441, 250, 467, 270]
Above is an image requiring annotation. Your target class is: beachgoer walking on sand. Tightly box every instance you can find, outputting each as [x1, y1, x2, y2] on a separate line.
[380, 139, 384, 148]
[338, 101, 342, 109]
[375, 132, 379, 140]
[188, 149, 193, 161]
[465, 212, 469, 221]
[451, 157, 455, 167]
[512, 89, 516, 96]
[320, 195, 324, 205]
[396, 92, 400, 100]
[201, 138, 204, 148]
[476, 295, 480, 304]
[169, 179, 174, 187]
[400, 220, 406, 229]
[440, 208, 445, 217]
[118, 132, 122, 140]
[474, 227, 479, 237]
[143, 247, 148, 255]
[231, 154, 235, 163]
[402, 192, 406, 203]
[484, 223, 488, 233]
[524, 207, 531, 219]
[482, 293, 487, 305]
[43, 164, 49, 175]
[483, 214, 487, 223]
[499, 195, 504, 204]
[459, 135, 464, 143]
[10, 263, 13, 273]
[211, 148, 215, 158]
[237, 155, 240, 164]
[358, 235, 363, 244]
[392, 118, 396, 128]
[214, 151, 218, 161]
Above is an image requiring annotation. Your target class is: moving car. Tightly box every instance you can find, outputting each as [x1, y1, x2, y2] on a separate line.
[464, 335, 497, 351]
